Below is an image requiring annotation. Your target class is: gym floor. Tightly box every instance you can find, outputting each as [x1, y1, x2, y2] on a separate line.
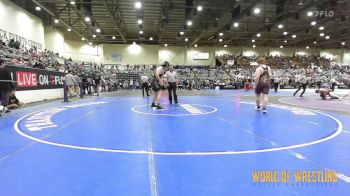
[0, 89, 349, 196]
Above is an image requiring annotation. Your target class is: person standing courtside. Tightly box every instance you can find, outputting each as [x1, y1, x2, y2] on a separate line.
[140, 73, 149, 97]
[151, 62, 169, 109]
[294, 73, 307, 97]
[64, 71, 75, 97]
[0, 59, 15, 116]
[273, 76, 280, 92]
[94, 74, 101, 96]
[254, 58, 272, 114]
[165, 66, 179, 104]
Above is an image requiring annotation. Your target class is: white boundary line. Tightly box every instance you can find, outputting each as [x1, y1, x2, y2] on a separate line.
[13, 101, 343, 156]
[131, 104, 217, 116]
[279, 97, 350, 113]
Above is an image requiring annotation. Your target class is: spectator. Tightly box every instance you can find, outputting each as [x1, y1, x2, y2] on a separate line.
[74, 73, 81, 96]
[0, 59, 15, 116]
[11, 55, 22, 65]
[7, 91, 24, 109]
[64, 71, 76, 97]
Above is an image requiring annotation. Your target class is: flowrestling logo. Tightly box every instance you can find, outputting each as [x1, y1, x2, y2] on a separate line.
[22, 102, 107, 131]
[314, 10, 335, 17]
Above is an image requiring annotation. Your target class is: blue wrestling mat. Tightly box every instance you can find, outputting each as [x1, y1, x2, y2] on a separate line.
[0, 94, 349, 196]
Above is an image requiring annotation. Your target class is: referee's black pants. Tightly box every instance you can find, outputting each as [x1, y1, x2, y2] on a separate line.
[294, 83, 307, 96]
[167, 82, 178, 103]
[142, 82, 149, 96]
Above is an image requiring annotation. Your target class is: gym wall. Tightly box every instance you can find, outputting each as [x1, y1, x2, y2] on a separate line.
[0, 0, 45, 48]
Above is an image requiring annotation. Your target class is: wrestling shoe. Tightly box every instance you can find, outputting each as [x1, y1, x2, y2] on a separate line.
[156, 105, 164, 110]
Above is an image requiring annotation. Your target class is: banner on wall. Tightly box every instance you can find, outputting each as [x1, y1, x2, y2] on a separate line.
[111, 54, 122, 62]
[193, 52, 209, 60]
[0, 28, 43, 50]
[4, 66, 65, 91]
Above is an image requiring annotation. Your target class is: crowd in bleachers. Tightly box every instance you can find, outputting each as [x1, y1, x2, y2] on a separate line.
[3, 38, 350, 117]
[1, 37, 350, 93]
[216, 54, 350, 89]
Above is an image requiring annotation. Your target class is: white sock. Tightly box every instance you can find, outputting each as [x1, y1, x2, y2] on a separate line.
[0, 105, 3, 112]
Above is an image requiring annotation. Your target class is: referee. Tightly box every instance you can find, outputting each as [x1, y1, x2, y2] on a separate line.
[165, 66, 179, 104]
[140, 73, 149, 97]
[293, 74, 307, 97]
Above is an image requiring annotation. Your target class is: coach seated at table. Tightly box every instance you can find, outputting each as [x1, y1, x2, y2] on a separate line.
[7, 91, 24, 109]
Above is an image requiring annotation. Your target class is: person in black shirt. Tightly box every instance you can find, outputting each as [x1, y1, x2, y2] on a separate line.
[94, 74, 101, 96]
[82, 75, 88, 95]
[0, 59, 15, 115]
[8, 91, 24, 109]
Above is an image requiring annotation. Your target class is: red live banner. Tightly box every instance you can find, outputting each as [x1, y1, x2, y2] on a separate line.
[5, 66, 65, 91]
[16, 71, 38, 87]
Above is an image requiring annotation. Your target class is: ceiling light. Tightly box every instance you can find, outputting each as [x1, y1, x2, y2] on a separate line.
[278, 24, 283, 29]
[133, 42, 136, 45]
[325, 35, 330, 39]
[187, 20, 193, 26]
[197, 6, 203, 11]
[149, 37, 153, 41]
[342, 42, 345, 45]
[284, 40, 287, 43]
[81, 37, 85, 41]
[54, 19, 59, 24]
[185, 38, 189, 41]
[257, 33, 261, 37]
[280, 45, 283, 48]
[67, 28, 71, 32]
[313, 41, 317, 44]
[283, 31, 288, 35]
[307, 11, 313, 16]
[112, 36, 116, 40]
[311, 21, 316, 25]
[96, 28, 101, 33]
[70, 1, 75, 5]
[92, 34, 96, 38]
[85, 17, 90, 22]
[135, 1, 142, 9]
[194, 44, 198, 47]
[224, 45, 227, 47]
[320, 33, 325, 37]
[253, 45, 256, 48]
[306, 46, 309, 49]
[35, 6, 41, 11]
[137, 19, 143, 24]
[164, 44, 168, 47]
[180, 31, 184, 35]
[252, 39, 255, 42]
[233, 22, 239, 27]
[292, 34, 296, 38]
[219, 39, 223, 42]
[139, 30, 143, 34]
[319, 26, 324, 30]
[219, 32, 223, 36]
[254, 8, 260, 14]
